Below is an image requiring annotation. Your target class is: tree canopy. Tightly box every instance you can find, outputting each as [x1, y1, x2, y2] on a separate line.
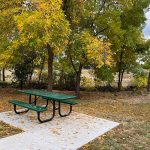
[0, 0, 150, 95]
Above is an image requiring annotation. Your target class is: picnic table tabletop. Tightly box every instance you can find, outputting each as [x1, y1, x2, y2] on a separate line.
[17, 89, 77, 100]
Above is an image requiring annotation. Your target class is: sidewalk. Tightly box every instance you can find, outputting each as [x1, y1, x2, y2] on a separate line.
[0, 111, 119, 150]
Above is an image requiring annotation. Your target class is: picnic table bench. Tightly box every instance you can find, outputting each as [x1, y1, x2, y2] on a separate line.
[9, 90, 78, 123]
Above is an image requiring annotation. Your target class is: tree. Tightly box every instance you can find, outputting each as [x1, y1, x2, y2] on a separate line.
[2, 68, 5, 81]
[53, 55, 76, 90]
[116, 0, 149, 91]
[11, 47, 37, 89]
[138, 40, 150, 91]
[66, 30, 112, 97]
[63, 0, 112, 97]
[93, 0, 150, 91]
[0, 0, 70, 91]
[94, 65, 114, 87]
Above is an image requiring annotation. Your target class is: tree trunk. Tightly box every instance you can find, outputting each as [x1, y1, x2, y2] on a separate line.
[68, 51, 83, 98]
[47, 44, 54, 92]
[62, 0, 68, 11]
[38, 56, 45, 84]
[29, 62, 34, 84]
[118, 70, 125, 91]
[119, 68, 125, 89]
[75, 63, 83, 98]
[118, 71, 122, 91]
[20, 80, 23, 90]
[147, 71, 150, 92]
[2, 68, 5, 82]
[59, 71, 64, 89]
[29, 71, 33, 83]
[0, 70, 1, 81]
[117, 50, 124, 91]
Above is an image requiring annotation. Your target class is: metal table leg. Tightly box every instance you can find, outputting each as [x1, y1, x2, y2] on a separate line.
[37, 101, 56, 123]
[13, 105, 29, 114]
[58, 102, 72, 117]
[29, 94, 32, 104]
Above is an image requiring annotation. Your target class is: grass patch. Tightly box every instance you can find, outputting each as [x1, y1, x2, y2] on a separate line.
[0, 121, 23, 139]
[76, 95, 150, 149]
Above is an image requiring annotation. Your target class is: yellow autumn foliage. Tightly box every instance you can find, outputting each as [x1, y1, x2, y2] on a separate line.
[13, 0, 71, 54]
[79, 31, 112, 68]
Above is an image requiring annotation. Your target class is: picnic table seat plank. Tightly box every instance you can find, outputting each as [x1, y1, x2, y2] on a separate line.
[9, 100, 47, 112]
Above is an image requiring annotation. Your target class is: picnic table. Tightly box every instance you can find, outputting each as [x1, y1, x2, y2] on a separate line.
[9, 89, 78, 123]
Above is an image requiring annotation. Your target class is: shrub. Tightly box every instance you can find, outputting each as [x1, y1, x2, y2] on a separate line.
[12, 48, 37, 90]
[0, 81, 11, 88]
[27, 81, 47, 89]
[40, 70, 48, 83]
[81, 77, 95, 90]
[94, 66, 114, 86]
[53, 72, 76, 91]
[134, 75, 147, 88]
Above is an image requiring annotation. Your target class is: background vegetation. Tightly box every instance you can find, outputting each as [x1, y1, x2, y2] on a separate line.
[0, 0, 150, 97]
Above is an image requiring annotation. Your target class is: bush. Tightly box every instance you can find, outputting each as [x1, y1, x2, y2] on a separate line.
[95, 85, 117, 92]
[0, 81, 11, 88]
[40, 70, 48, 83]
[81, 77, 95, 90]
[27, 81, 47, 89]
[13, 62, 32, 89]
[53, 72, 76, 91]
[12, 48, 37, 89]
[94, 66, 114, 86]
[134, 75, 147, 88]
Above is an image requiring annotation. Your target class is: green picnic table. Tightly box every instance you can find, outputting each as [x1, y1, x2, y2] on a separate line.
[9, 89, 78, 123]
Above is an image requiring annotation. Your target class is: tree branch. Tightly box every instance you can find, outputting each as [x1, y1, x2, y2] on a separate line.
[68, 51, 78, 74]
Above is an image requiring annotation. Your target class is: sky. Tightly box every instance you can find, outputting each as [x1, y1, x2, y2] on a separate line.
[143, 11, 150, 39]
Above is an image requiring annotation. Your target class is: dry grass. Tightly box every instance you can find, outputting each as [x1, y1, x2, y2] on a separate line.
[76, 91, 150, 150]
[0, 88, 150, 149]
[0, 121, 23, 139]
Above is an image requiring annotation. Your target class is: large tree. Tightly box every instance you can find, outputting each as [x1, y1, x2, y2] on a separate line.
[67, 30, 112, 97]
[92, 0, 150, 91]
[0, 0, 70, 91]
[63, 0, 112, 97]
[138, 40, 150, 91]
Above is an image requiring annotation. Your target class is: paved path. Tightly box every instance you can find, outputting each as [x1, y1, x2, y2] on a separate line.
[0, 111, 119, 150]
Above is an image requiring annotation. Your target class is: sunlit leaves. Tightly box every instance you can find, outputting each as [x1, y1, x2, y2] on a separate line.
[13, 0, 70, 54]
[80, 31, 112, 67]
[68, 31, 112, 68]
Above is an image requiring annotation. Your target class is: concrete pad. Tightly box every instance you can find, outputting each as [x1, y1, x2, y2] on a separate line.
[0, 111, 119, 150]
